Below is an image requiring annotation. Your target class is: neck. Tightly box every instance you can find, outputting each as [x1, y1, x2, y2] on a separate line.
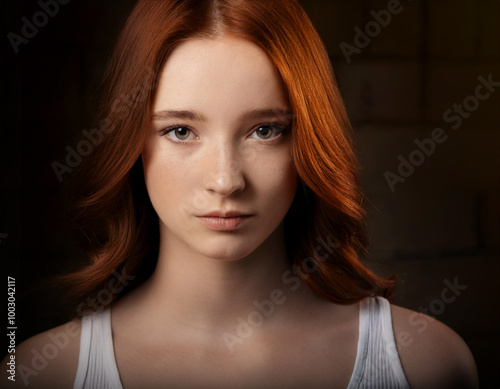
[131, 221, 319, 344]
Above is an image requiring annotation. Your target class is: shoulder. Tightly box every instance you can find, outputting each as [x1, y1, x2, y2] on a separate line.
[1, 317, 82, 388]
[388, 302, 479, 389]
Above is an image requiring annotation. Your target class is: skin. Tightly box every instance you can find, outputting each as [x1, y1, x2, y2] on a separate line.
[1, 36, 479, 388]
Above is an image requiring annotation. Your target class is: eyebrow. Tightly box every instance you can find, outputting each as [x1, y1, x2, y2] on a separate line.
[151, 108, 294, 122]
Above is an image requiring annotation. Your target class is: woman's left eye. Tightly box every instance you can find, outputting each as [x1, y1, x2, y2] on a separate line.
[251, 123, 287, 140]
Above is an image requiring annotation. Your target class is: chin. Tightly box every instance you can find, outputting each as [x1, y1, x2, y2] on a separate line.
[194, 235, 263, 262]
[200, 245, 256, 262]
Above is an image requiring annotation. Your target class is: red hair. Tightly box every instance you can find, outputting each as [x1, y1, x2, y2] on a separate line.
[57, 0, 395, 313]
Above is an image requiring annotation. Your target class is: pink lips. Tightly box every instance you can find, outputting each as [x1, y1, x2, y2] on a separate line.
[197, 215, 252, 231]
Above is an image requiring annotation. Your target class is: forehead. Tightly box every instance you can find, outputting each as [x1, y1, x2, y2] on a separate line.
[153, 36, 289, 115]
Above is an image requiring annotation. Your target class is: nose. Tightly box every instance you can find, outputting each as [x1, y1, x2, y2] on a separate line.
[203, 140, 246, 197]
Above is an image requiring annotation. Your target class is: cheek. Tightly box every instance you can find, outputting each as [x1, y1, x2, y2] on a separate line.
[142, 143, 190, 217]
[254, 152, 298, 212]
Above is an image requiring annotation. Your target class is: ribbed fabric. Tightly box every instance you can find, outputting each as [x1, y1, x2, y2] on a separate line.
[73, 296, 410, 388]
[73, 307, 123, 389]
[347, 296, 411, 389]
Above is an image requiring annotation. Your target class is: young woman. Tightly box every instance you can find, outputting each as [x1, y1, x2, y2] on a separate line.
[3, 0, 478, 388]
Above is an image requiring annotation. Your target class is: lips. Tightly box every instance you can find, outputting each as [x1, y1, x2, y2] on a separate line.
[199, 211, 252, 218]
[196, 212, 253, 231]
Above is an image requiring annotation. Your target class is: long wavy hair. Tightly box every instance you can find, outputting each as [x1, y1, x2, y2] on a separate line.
[57, 0, 395, 315]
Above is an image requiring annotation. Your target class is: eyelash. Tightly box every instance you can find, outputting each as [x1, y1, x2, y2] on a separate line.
[159, 122, 289, 144]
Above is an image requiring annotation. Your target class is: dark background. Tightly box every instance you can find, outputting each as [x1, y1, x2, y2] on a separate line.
[1, 0, 499, 387]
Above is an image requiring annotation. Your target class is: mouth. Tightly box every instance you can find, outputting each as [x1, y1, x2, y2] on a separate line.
[196, 215, 253, 231]
[199, 211, 253, 218]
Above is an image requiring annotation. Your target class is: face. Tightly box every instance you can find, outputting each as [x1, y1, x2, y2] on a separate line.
[142, 36, 298, 261]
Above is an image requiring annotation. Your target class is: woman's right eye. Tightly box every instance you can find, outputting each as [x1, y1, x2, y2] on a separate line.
[160, 126, 195, 142]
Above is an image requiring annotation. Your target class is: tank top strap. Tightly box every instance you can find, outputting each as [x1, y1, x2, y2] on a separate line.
[347, 296, 411, 388]
[73, 297, 410, 388]
[73, 306, 123, 389]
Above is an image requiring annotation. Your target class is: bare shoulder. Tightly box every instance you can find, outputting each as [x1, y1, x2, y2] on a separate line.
[389, 303, 479, 389]
[1, 317, 82, 389]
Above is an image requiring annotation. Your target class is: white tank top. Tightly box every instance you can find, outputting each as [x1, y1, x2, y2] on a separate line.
[73, 296, 411, 388]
